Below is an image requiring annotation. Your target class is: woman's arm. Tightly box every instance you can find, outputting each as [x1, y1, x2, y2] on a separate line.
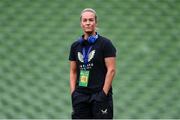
[70, 61, 77, 94]
[103, 57, 116, 95]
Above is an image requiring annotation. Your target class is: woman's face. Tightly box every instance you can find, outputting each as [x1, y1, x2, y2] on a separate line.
[80, 11, 97, 34]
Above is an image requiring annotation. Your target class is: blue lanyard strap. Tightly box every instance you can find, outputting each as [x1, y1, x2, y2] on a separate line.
[82, 46, 92, 67]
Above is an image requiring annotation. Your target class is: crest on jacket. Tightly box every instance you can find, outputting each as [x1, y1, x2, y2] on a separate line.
[78, 50, 95, 63]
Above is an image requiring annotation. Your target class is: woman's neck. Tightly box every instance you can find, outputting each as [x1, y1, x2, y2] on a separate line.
[84, 31, 96, 40]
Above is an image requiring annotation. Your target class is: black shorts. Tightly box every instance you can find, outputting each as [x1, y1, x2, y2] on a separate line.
[71, 90, 113, 119]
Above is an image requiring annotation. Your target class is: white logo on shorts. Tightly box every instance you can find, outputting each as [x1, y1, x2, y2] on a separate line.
[101, 109, 108, 114]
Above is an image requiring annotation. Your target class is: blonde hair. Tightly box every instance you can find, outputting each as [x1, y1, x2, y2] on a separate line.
[80, 8, 97, 23]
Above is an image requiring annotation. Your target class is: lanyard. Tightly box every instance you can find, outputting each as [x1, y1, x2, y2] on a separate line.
[82, 46, 92, 68]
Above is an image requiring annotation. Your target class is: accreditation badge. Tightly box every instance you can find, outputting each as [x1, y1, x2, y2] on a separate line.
[79, 70, 89, 87]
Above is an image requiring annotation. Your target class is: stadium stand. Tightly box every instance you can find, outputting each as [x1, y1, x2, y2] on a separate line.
[0, 0, 179, 118]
